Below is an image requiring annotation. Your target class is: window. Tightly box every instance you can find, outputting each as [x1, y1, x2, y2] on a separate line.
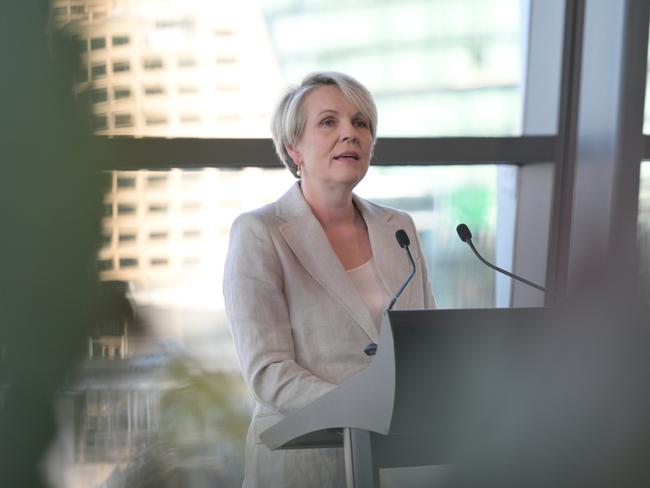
[183, 229, 202, 238]
[102, 203, 112, 217]
[182, 201, 202, 212]
[78, 66, 89, 82]
[178, 85, 198, 95]
[70, 5, 85, 15]
[98, 259, 113, 271]
[215, 56, 238, 65]
[91, 88, 107, 103]
[180, 114, 201, 124]
[117, 203, 136, 215]
[114, 113, 133, 128]
[53, 6, 67, 17]
[114, 87, 131, 100]
[119, 258, 138, 268]
[178, 56, 196, 67]
[93, 114, 108, 131]
[77, 38, 87, 53]
[91, 63, 106, 80]
[145, 113, 168, 126]
[146, 174, 167, 186]
[150, 257, 169, 266]
[112, 61, 130, 73]
[148, 203, 168, 213]
[149, 231, 168, 240]
[112, 35, 130, 47]
[118, 232, 137, 243]
[117, 176, 136, 188]
[90, 37, 106, 50]
[143, 58, 163, 70]
[144, 86, 164, 96]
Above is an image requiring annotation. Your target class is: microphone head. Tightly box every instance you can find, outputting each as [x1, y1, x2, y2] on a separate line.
[395, 229, 410, 248]
[456, 223, 472, 242]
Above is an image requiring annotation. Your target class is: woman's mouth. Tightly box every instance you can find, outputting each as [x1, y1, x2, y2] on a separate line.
[334, 151, 360, 161]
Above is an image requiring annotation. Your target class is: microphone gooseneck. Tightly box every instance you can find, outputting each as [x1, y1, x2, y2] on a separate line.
[456, 223, 555, 296]
[364, 229, 418, 357]
[387, 229, 417, 311]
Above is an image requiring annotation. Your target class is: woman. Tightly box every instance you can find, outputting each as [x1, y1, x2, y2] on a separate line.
[224, 71, 435, 488]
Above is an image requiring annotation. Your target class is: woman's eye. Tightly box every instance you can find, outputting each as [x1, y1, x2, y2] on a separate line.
[354, 119, 369, 128]
[320, 118, 335, 127]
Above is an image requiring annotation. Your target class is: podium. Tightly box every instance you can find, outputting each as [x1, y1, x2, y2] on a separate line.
[260, 308, 546, 487]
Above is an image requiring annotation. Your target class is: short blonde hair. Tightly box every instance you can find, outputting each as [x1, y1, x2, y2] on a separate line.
[271, 71, 378, 178]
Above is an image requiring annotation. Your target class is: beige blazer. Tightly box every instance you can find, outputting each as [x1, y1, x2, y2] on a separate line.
[224, 182, 435, 488]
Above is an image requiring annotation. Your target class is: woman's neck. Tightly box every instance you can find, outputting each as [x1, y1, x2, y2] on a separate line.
[300, 180, 357, 228]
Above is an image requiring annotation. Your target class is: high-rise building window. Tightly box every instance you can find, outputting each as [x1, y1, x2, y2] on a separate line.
[77, 38, 87, 53]
[145, 113, 168, 126]
[117, 203, 136, 215]
[78, 66, 89, 82]
[52, 6, 67, 17]
[93, 114, 108, 131]
[70, 5, 85, 15]
[119, 258, 138, 268]
[148, 204, 168, 213]
[98, 259, 113, 271]
[114, 113, 133, 128]
[182, 201, 202, 212]
[146, 174, 167, 186]
[215, 84, 238, 92]
[91, 88, 108, 103]
[112, 35, 129, 46]
[143, 58, 163, 70]
[102, 203, 113, 217]
[112, 61, 130, 74]
[117, 176, 136, 188]
[113, 87, 131, 100]
[149, 231, 168, 240]
[178, 85, 198, 94]
[144, 86, 164, 96]
[180, 114, 201, 124]
[91, 63, 106, 80]
[183, 229, 202, 239]
[150, 257, 169, 266]
[215, 56, 237, 65]
[177, 56, 196, 68]
[90, 37, 106, 50]
[118, 232, 137, 243]
[214, 28, 234, 37]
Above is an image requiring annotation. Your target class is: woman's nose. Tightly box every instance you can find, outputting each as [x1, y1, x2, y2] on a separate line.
[340, 120, 359, 142]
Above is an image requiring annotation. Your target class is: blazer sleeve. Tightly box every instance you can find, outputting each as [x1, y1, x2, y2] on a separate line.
[223, 212, 337, 416]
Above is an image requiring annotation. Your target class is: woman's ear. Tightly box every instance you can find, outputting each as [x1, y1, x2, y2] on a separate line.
[286, 144, 301, 165]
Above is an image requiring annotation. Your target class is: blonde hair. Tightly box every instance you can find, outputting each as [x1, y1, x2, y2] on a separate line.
[271, 71, 378, 178]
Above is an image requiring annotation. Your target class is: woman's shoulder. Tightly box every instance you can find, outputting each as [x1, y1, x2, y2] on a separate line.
[231, 201, 278, 234]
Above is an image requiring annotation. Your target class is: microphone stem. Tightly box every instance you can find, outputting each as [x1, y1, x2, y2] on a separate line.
[466, 239, 553, 295]
[387, 245, 416, 310]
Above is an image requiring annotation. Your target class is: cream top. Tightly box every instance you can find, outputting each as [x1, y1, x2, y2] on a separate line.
[347, 257, 390, 332]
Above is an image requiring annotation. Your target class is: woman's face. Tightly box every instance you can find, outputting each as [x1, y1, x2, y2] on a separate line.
[288, 85, 373, 190]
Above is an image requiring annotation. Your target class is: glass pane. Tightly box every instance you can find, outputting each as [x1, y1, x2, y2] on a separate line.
[53, 0, 524, 138]
[45, 164, 515, 485]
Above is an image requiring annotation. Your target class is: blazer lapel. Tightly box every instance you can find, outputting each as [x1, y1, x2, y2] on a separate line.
[277, 184, 379, 342]
[354, 194, 414, 309]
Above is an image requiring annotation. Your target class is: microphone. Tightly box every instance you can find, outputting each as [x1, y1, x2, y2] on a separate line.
[364, 229, 417, 357]
[387, 229, 417, 311]
[456, 223, 556, 296]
